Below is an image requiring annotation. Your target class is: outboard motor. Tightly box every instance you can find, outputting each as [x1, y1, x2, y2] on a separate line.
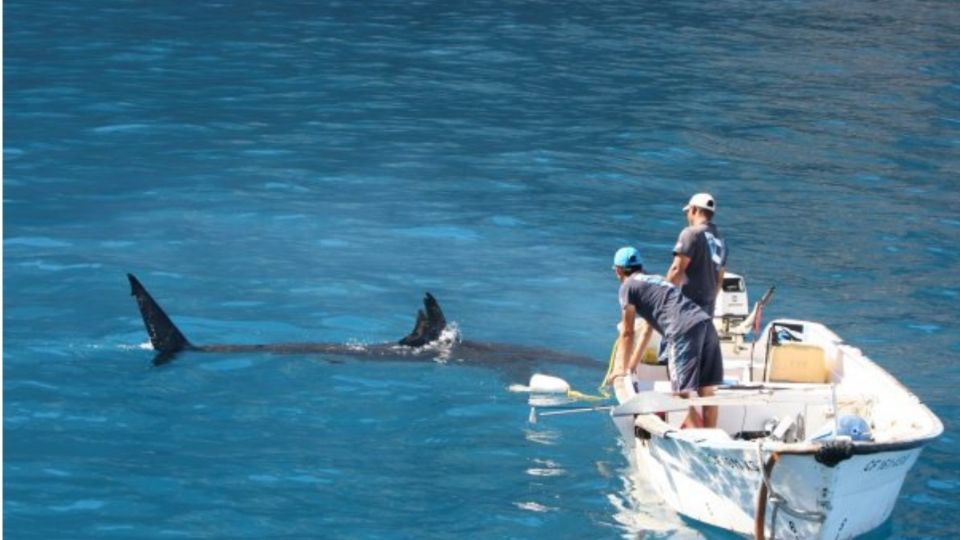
[714, 272, 749, 339]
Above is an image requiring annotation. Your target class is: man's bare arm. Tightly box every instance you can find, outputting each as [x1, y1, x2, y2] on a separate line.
[666, 254, 690, 286]
[626, 324, 654, 373]
[606, 306, 637, 385]
[714, 266, 725, 299]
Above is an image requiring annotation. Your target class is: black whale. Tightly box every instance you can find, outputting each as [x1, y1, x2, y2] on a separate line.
[128, 274, 598, 370]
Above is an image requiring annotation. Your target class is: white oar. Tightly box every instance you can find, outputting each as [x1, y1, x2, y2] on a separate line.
[517, 374, 615, 424]
[529, 404, 614, 424]
[611, 388, 859, 417]
[611, 391, 692, 417]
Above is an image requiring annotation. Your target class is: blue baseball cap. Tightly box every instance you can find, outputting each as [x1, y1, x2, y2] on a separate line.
[613, 247, 644, 269]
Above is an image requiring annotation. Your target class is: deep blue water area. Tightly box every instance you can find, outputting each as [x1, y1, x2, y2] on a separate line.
[5, 0, 960, 538]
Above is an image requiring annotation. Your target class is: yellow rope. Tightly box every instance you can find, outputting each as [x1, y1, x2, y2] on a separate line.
[602, 338, 619, 389]
[560, 339, 619, 402]
[566, 389, 607, 401]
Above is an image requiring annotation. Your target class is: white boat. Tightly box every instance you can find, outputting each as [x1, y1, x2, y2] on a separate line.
[604, 273, 943, 539]
[529, 273, 942, 539]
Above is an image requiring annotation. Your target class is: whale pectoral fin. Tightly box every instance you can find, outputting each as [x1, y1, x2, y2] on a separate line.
[128, 273, 193, 355]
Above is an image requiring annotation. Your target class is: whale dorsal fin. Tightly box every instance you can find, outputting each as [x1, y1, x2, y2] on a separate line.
[128, 274, 192, 355]
[398, 292, 447, 347]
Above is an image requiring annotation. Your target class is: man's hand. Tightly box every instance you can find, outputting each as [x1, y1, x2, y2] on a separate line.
[604, 371, 626, 386]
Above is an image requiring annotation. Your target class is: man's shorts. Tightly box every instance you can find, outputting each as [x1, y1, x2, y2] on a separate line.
[665, 320, 723, 393]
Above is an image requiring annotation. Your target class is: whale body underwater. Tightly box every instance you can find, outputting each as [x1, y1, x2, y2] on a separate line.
[128, 274, 599, 371]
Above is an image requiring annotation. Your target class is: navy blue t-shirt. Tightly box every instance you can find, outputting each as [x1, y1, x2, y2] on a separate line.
[673, 221, 727, 315]
[618, 273, 710, 339]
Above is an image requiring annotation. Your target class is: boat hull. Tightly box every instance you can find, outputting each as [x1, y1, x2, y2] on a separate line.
[624, 422, 925, 539]
[601, 309, 942, 538]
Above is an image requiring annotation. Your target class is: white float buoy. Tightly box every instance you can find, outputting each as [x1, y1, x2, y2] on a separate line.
[528, 373, 571, 394]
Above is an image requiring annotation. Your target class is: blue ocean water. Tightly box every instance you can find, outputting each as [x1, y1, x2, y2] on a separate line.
[4, 0, 959, 538]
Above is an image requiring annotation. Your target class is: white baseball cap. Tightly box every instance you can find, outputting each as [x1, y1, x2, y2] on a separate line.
[683, 193, 716, 213]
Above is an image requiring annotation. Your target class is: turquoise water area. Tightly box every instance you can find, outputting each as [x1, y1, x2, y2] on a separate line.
[5, 1, 959, 538]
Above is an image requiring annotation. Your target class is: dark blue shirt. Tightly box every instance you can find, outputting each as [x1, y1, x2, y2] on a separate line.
[619, 273, 710, 339]
[674, 221, 727, 315]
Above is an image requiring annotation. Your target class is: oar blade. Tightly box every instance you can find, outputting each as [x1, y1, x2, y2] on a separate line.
[611, 391, 690, 417]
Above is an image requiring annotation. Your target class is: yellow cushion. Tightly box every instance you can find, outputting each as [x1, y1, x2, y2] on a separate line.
[767, 343, 829, 383]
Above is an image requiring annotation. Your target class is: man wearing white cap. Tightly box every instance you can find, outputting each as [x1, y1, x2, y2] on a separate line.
[666, 193, 727, 317]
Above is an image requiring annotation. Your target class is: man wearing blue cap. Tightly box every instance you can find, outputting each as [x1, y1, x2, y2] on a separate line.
[606, 246, 723, 428]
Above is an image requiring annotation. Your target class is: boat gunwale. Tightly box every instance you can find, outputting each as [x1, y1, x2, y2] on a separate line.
[629, 411, 942, 456]
[665, 429, 940, 454]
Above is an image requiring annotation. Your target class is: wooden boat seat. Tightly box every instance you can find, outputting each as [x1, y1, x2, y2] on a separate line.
[766, 343, 830, 383]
